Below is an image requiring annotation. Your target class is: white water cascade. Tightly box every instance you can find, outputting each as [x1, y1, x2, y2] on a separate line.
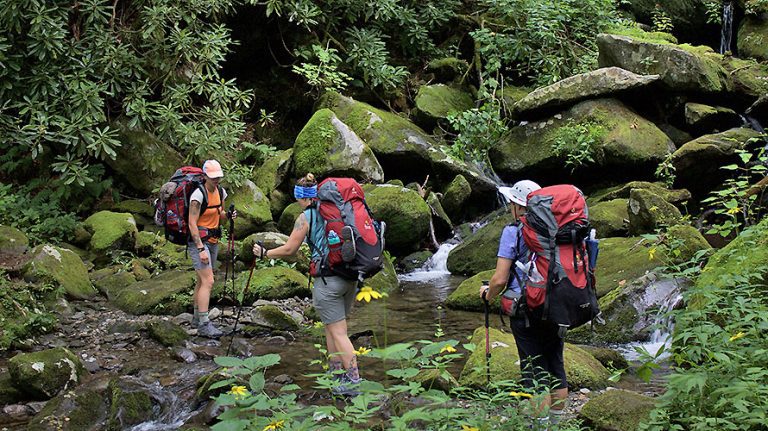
[720, 1, 735, 54]
[398, 242, 458, 282]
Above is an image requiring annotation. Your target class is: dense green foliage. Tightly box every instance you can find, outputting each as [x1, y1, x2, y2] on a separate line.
[0, 183, 77, 245]
[0, 270, 58, 350]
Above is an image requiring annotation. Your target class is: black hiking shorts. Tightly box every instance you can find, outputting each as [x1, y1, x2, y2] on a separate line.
[510, 316, 567, 391]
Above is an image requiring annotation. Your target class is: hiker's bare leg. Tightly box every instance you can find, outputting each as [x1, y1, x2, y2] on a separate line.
[326, 319, 355, 369]
[193, 271, 202, 309]
[195, 267, 214, 312]
[324, 325, 341, 363]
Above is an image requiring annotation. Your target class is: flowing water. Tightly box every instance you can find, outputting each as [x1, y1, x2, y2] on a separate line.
[720, 1, 735, 54]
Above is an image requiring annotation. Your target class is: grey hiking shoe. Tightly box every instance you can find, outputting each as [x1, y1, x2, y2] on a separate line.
[332, 375, 362, 397]
[340, 226, 356, 262]
[197, 321, 223, 339]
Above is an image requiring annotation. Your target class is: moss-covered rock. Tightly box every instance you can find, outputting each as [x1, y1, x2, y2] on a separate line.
[0, 224, 28, 256]
[579, 389, 655, 431]
[250, 305, 300, 330]
[93, 270, 137, 300]
[671, 127, 763, 197]
[665, 224, 711, 263]
[107, 378, 154, 429]
[293, 108, 384, 182]
[441, 174, 472, 222]
[83, 211, 138, 255]
[254, 149, 294, 217]
[243, 266, 310, 301]
[27, 386, 108, 431]
[498, 86, 532, 108]
[593, 236, 661, 298]
[8, 347, 85, 400]
[152, 241, 187, 270]
[738, 15, 768, 61]
[239, 231, 310, 273]
[684, 102, 740, 132]
[444, 270, 498, 312]
[364, 252, 399, 294]
[110, 270, 195, 315]
[365, 185, 432, 254]
[0, 372, 24, 404]
[107, 122, 184, 195]
[111, 200, 155, 218]
[22, 245, 96, 299]
[577, 346, 629, 370]
[414, 84, 473, 127]
[399, 250, 434, 273]
[590, 199, 628, 237]
[135, 231, 165, 257]
[146, 319, 188, 347]
[588, 181, 691, 205]
[229, 180, 273, 238]
[459, 327, 609, 389]
[627, 188, 683, 235]
[278, 202, 303, 235]
[426, 57, 470, 82]
[490, 99, 672, 181]
[695, 217, 768, 291]
[318, 92, 497, 194]
[597, 33, 768, 97]
[447, 213, 515, 275]
[513, 67, 660, 118]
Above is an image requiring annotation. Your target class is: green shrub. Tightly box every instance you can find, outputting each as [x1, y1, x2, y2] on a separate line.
[0, 183, 77, 245]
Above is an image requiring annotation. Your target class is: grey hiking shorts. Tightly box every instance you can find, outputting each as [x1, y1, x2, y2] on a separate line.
[188, 242, 219, 271]
[313, 276, 357, 324]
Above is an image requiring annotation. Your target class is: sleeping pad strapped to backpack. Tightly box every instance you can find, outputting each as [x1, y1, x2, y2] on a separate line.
[310, 178, 385, 282]
[520, 184, 600, 337]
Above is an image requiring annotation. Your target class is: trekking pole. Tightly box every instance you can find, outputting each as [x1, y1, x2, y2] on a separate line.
[482, 289, 491, 388]
[225, 243, 259, 356]
[226, 204, 235, 302]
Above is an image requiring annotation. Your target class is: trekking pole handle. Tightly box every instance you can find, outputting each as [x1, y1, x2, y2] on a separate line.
[227, 204, 235, 221]
[256, 240, 266, 260]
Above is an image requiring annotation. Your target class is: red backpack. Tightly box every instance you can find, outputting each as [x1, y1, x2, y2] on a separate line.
[520, 184, 599, 335]
[154, 166, 222, 245]
[309, 178, 385, 281]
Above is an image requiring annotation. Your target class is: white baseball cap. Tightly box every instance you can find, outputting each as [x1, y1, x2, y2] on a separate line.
[498, 180, 541, 206]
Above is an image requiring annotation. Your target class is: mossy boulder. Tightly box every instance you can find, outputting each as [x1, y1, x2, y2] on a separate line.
[106, 378, 155, 429]
[441, 174, 472, 222]
[229, 180, 273, 238]
[107, 122, 184, 195]
[278, 202, 303, 235]
[0, 372, 24, 405]
[364, 252, 399, 294]
[426, 57, 469, 82]
[695, 217, 768, 291]
[577, 346, 629, 370]
[590, 199, 628, 237]
[627, 188, 683, 235]
[684, 102, 740, 133]
[249, 305, 300, 331]
[146, 319, 188, 347]
[8, 348, 85, 400]
[738, 15, 768, 61]
[399, 250, 434, 273]
[242, 266, 310, 301]
[365, 185, 432, 254]
[0, 224, 28, 256]
[293, 108, 384, 182]
[490, 99, 672, 181]
[513, 67, 660, 118]
[240, 231, 310, 273]
[593, 236, 661, 298]
[459, 327, 609, 389]
[447, 213, 515, 275]
[670, 127, 763, 197]
[27, 386, 108, 431]
[318, 92, 497, 194]
[22, 245, 96, 299]
[110, 270, 195, 315]
[135, 231, 165, 257]
[665, 224, 711, 263]
[93, 270, 137, 300]
[498, 86, 532, 108]
[588, 181, 691, 205]
[597, 33, 768, 97]
[413, 84, 474, 127]
[111, 200, 155, 218]
[152, 241, 187, 270]
[579, 389, 655, 431]
[83, 211, 138, 255]
[254, 149, 293, 217]
[445, 270, 498, 312]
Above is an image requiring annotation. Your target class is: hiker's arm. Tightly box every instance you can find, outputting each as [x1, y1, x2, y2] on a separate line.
[188, 201, 205, 250]
[482, 257, 513, 301]
[253, 213, 309, 259]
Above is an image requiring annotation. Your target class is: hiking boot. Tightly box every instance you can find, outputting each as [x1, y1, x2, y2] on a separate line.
[197, 321, 223, 339]
[191, 315, 199, 327]
[340, 226, 356, 262]
[331, 375, 362, 397]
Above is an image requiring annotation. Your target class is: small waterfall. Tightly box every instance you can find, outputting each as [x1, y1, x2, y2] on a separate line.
[398, 242, 458, 282]
[127, 377, 205, 431]
[720, 1, 734, 54]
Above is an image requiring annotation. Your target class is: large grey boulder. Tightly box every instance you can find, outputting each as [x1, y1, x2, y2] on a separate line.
[0, 225, 28, 256]
[513, 67, 660, 118]
[83, 211, 138, 255]
[22, 245, 96, 299]
[490, 99, 672, 180]
[447, 213, 515, 276]
[738, 15, 768, 61]
[579, 389, 656, 431]
[254, 149, 293, 217]
[414, 84, 474, 127]
[684, 102, 740, 133]
[8, 348, 85, 400]
[440, 174, 472, 222]
[292, 108, 384, 182]
[110, 270, 196, 315]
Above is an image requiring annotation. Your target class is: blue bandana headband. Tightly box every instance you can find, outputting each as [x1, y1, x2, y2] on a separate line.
[294, 185, 317, 199]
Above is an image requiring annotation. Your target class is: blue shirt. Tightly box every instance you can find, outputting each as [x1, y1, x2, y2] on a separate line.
[497, 223, 528, 296]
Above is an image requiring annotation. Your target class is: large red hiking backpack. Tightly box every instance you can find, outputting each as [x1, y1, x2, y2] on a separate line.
[154, 166, 220, 245]
[310, 178, 385, 281]
[520, 184, 600, 335]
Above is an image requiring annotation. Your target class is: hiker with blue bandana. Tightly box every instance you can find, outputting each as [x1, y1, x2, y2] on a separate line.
[252, 173, 362, 396]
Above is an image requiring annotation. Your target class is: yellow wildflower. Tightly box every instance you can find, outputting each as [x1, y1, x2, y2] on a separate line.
[313, 321, 324, 329]
[727, 206, 741, 215]
[356, 286, 382, 302]
[355, 346, 371, 356]
[648, 247, 657, 260]
[509, 391, 533, 398]
[263, 420, 285, 431]
[461, 426, 479, 431]
[440, 345, 457, 354]
[729, 331, 746, 342]
[229, 385, 249, 399]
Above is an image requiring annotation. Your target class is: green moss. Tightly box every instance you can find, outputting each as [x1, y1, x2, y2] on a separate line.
[399, 250, 434, 273]
[497, 86, 531, 107]
[146, 319, 188, 347]
[257, 305, 299, 330]
[248, 266, 310, 301]
[447, 213, 515, 275]
[414, 84, 474, 120]
[603, 24, 678, 44]
[152, 241, 186, 269]
[696, 217, 768, 291]
[445, 270, 499, 312]
[111, 200, 154, 218]
[0, 372, 24, 404]
[8, 347, 85, 400]
[278, 202, 303, 235]
[22, 244, 96, 299]
[593, 236, 661, 298]
[110, 270, 195, 315]
[84, 211, 138, 254]
[254, 149, 293, 195]
[27, 388, 108, 431]
[426, 191, 452, 229]
[293, 109, 337, 175]
[0, 224, 29, 255]
[580, 389, 655, 431]
[441, 174, 472, 220]
[365, 252, 399, 293]
[628, 188, 683, 235]
[229, 181, 273, 238]
[93, 271, 137, 300]
[365, 185, 431, 254]
[588, 181, 690, 205]
[589, 199, 628, 237]
[577, 345, 629, 370]
[108, 379, 153, 429]
[410, 368, 459, 393]
[426, 57, 469, 79]
[665, 224, 711, 263]
[135, 231, 165, 256]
